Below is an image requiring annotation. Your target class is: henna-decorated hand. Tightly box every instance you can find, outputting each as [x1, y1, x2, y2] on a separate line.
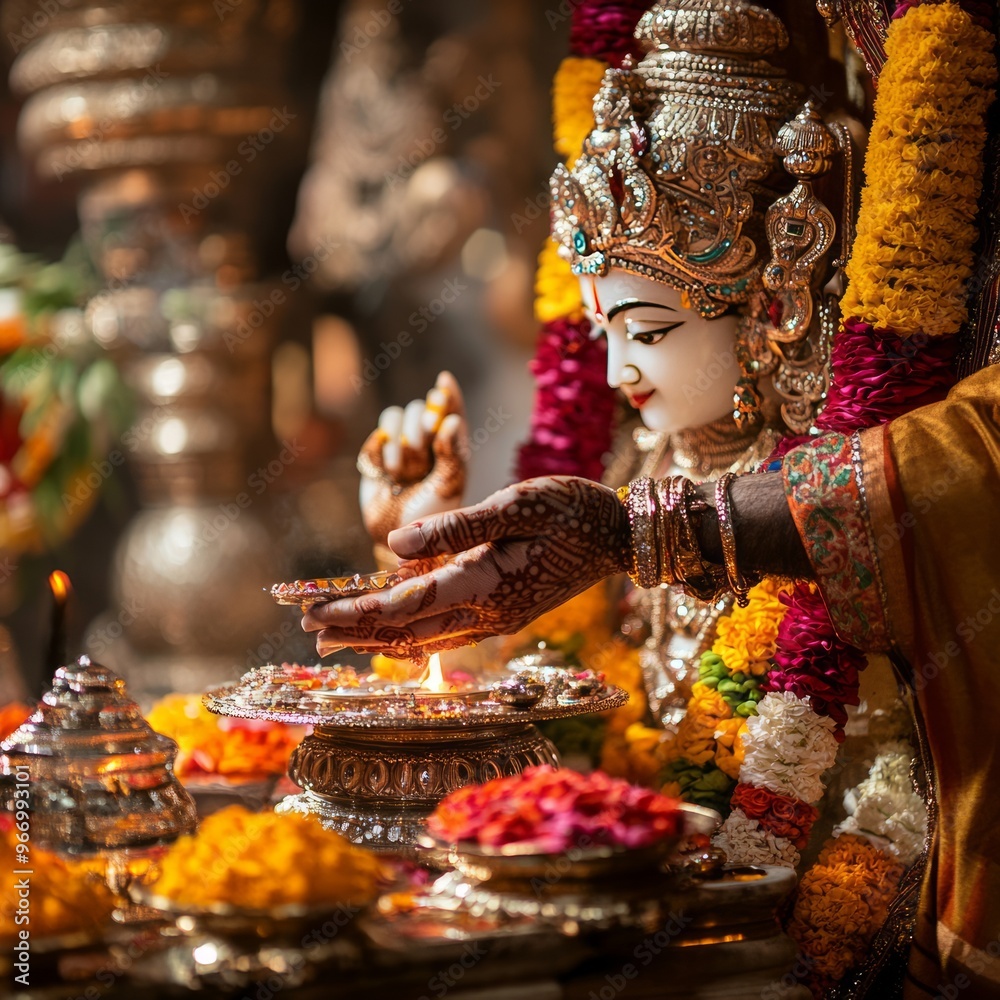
[302, 476, 631, 660]
[358, 371, 468, 551]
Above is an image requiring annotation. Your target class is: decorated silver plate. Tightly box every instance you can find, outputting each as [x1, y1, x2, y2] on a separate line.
[268, 571, 401, 610]
[203, 663, 628, 730]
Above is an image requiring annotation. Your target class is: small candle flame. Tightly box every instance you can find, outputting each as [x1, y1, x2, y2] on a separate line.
[48, 570, 71, 604]
[46, 570, 72, 672]
[421, 654, 450, 694]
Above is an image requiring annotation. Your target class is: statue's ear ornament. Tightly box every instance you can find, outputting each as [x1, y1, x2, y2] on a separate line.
[759, 103, 857, 434]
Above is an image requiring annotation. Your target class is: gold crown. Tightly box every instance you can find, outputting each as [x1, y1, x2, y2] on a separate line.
[550, 0, 800, 318]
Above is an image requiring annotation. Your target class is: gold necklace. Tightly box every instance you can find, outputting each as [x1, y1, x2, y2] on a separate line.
[670, 415, 780, 479]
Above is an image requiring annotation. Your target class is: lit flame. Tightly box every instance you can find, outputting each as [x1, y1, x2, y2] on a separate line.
[48, 570, 71, 604]
[421, 654, 450, 694]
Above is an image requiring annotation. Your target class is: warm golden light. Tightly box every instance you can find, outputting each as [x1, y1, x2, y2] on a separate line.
[421, 654, 450, 694]
[48, 570, 71, 604]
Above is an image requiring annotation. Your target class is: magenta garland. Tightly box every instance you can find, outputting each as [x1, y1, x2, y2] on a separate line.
[569, 0, 652, 65]
[764, 584, 868, 739]
[516, 317, 617, 483]
[516, 0, 648, 483]
[815, 320, 958, 434]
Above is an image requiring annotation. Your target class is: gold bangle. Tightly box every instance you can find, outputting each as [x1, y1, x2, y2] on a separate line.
[715, 473, 751, 608]
[670, 476, 726, 603]
[622, 477, 660, 588]
[654, 477, 678, 586]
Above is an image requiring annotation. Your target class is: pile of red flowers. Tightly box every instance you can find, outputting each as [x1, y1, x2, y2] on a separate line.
[427, 765, 683, 852]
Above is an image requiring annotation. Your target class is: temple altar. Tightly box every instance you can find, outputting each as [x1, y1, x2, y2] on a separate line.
[2, 0, 998, 998]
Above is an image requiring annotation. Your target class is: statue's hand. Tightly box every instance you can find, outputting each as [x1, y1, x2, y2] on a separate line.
[359, 371, 467, 552]
[302, 476, 631, 660]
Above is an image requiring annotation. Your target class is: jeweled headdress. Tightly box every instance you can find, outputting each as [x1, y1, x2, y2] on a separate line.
[550, 0, 800, 318]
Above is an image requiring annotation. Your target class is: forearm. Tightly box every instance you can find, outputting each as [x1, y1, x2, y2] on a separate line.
[694, 474, 814, 582]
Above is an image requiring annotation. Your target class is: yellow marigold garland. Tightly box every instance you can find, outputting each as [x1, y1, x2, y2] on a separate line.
[841, 3, 997, 337]
[535, 239, 584, 323]
[552, 56, 608, 166]
[669, 681, 732, 767]
[534, 55, 607, 323]
[711, 577, 789, 677]
[713, 717, 748, 780]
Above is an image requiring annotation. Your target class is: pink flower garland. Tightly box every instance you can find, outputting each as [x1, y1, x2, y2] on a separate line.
[516, 317, 616, 482]
[517, 1, 647, 483]
[815, 319, 957, 434]
[569, 0, 651, 66]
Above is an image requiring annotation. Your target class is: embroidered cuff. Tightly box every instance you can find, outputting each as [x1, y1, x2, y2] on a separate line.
[782, 431, 892, 651]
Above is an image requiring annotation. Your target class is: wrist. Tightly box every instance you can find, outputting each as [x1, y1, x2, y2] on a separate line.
[609, 485, 635, 576]
[694, 481, 723, 565]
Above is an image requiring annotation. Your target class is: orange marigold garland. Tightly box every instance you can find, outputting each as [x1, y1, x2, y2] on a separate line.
[788, 835, 906, 990]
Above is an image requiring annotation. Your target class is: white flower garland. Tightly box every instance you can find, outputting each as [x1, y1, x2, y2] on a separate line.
[835, 742, 928, 866]
[715, 808, 800, 868]
[738, 692, 840, 803]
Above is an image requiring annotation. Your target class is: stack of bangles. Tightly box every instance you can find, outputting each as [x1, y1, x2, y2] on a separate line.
[616, 474, 759, 607]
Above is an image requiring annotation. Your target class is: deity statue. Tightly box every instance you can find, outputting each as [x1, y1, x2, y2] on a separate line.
[357, 0, 846, 725]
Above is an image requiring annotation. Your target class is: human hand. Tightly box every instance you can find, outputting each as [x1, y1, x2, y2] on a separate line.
[302, 476, 631, 660]
[358, 371, 467, 550]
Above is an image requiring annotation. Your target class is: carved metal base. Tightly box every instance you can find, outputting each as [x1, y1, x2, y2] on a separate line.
[276, 723, 559, 849]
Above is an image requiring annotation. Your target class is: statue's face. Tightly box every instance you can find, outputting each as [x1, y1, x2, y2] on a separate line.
[580, 270, 739, 435]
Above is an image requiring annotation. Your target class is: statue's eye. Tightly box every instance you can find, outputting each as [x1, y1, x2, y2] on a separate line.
[627, 322, 683, 345]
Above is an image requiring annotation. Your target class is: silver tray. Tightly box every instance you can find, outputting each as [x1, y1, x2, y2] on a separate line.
[204, 681, 628, 730]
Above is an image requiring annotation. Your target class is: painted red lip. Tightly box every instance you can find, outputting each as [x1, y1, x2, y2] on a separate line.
[628, 390, 655, 408]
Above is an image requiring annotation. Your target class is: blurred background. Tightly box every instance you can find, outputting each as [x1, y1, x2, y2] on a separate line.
[0, 0, 569, 700]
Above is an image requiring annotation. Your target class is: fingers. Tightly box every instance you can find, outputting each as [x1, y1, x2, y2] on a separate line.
[426, 412, 467, 503]
[399, 398, 432, 481]
[423, 370, 465, 434]
[396, 554, 452, 579]
[301, 544, 498, 630]
[314, 606, 487, 655]
[388, 484, 521, 559]
[317, 628, 484, 662]
[378, 406, 404, 477]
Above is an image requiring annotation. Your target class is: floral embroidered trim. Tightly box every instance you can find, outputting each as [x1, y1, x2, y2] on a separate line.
[782, 433, 891, 650]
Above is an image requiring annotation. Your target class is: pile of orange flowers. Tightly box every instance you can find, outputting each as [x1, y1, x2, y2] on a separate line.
[148, 806, 385, 910]
[0, 817, 116, 940]
[147, 694, 305, 781]
[788, 835, 905, 986]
